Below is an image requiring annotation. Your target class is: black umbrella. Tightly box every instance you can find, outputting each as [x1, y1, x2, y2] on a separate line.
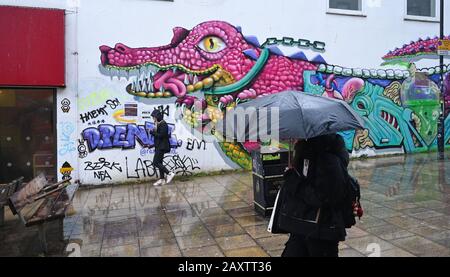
[216, 90, 364, 141]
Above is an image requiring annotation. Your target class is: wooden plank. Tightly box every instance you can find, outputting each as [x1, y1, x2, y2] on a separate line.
[8, 174, 47, 213]
[25, 182, 79, 227]
[34, 179, 71, 201]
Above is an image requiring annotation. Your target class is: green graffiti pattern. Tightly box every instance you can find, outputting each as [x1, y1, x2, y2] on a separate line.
[304, 71, 450, 153]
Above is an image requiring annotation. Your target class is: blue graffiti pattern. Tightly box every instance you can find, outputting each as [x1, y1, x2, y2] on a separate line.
[82, 122, 182, 152]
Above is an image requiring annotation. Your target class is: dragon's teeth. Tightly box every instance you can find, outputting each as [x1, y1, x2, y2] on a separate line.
[386, 70, 395, 79]
[394, 70, 404, 79]
[370, 69, 378, 78]
[147, 71, 153, 81]
[377, 70, 387, 79]
[317, 64, 327, 72]
[148, 79, 154, 92]
[352, 68, 363, 77]
[362, 69, 371, 78]
[142, 79, 148, 92]
[135, 78, 141, 91]
[326, 65, 334, 73]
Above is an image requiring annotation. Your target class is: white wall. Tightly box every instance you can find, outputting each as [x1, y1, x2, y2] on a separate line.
[1, 0, 449, 185]
[74, 0, 450, 69]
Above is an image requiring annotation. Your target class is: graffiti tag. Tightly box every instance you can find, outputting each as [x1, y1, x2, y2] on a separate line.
[125, 155, 200, 179]
[142, 105, 170, 120]
[59, 122, 76, 156]
[78, 139, 88, 159]
[80, 98, 121, 124]
[84, 158, 122, 181]
[61, 98, 71, 113]
[186, 138, 206, 151]
[78, 89, 113, 111]
[80, 105, 108, 124]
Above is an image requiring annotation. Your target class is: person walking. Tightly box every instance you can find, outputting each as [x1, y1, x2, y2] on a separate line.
[150, 109, 175, 187]
[279, 134, 350, 257]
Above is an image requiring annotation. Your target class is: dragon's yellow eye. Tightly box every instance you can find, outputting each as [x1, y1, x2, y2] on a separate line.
[198, 36, 226, 53]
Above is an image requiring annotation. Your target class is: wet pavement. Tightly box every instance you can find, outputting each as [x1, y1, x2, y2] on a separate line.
[1, 152, 450, 257]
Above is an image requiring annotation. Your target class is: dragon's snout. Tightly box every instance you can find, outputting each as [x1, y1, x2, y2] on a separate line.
[99, 43, 132, 66]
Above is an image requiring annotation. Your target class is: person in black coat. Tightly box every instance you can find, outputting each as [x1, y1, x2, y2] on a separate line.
[280, 134, 350, 257]
[150, 110, 175, 186]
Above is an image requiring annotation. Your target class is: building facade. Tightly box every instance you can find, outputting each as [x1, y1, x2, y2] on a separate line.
[0, 0, 449, 186]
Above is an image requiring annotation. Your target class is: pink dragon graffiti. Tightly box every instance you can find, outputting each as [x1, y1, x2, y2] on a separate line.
[99, 21, 320, 108]
[98, 21, 450, 168]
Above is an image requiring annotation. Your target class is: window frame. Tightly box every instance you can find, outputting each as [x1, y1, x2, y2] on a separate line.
[404, 0, 440, 23]
[327, 0, 366, 17]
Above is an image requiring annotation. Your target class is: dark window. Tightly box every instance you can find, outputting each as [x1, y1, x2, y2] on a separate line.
[0, 89, 56, 183]
[407, 0, 436, 17]
[329, 0, 361, 11]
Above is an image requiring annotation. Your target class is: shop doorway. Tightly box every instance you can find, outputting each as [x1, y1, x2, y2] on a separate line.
[0, 88, 56, 183]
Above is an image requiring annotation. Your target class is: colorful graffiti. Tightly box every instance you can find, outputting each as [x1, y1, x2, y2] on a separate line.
[78, 89, 114, 111]
[81, 122, 182, 152]
[382, 36, 450, 65]
[99, 21, 318, 106]
[304, 67, 449, 153]
[98, 20, 450, 169]
[60, 162, 74, 180]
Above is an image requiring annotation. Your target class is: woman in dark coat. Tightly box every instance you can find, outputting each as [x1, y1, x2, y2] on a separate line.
[280, 134, 350, 257]
[150, 110, 175, 186]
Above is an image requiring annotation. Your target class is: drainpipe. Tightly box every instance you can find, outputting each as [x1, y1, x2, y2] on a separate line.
[438, 0, 445, 160]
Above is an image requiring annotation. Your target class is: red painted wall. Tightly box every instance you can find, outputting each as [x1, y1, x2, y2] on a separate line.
[0, 6, 65, 87]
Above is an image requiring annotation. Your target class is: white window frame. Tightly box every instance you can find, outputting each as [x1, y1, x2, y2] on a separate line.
[404, 0, 440, 23]
[327, 0, 366, 17]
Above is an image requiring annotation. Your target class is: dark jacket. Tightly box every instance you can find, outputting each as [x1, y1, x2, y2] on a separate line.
[150, 110, 170, 153]
[278, 134, 349, 242]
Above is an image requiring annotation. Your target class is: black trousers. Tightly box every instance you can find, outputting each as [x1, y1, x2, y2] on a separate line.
[281, 234, 339, 257]
[153, 150, 170, 179]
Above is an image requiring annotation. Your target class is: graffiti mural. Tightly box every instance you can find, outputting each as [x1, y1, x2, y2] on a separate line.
[81, 122, 182, 152]
[304, 65, 448, 154]
[96, 20, 450, 174]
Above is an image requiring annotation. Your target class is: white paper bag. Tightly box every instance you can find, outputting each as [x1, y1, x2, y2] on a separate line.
[267, 189, 282, 233]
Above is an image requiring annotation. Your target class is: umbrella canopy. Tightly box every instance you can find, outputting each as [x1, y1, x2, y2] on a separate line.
[216, 90, 364, 141]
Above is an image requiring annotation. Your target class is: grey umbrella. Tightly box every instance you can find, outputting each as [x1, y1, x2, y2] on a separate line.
[216, 90, 364, 141]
